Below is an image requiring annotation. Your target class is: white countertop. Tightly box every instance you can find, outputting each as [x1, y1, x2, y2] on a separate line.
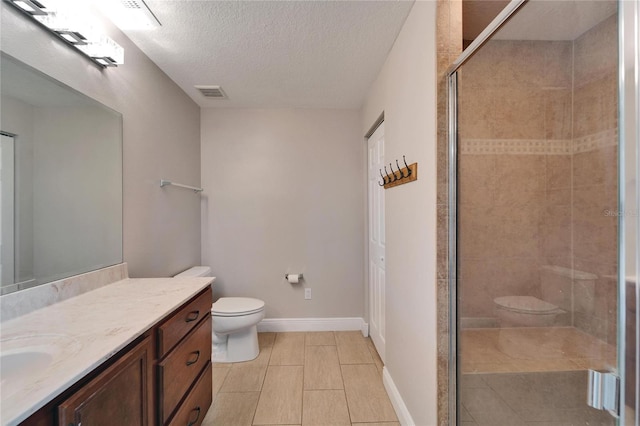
[0, 277, 213, 426]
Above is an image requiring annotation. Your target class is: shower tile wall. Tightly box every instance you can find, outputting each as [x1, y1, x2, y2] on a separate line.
[458, 15, 618, 344]
[458, 39, 574, 322]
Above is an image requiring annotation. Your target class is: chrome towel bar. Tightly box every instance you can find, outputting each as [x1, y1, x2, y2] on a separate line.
[159, 179, 204, 193]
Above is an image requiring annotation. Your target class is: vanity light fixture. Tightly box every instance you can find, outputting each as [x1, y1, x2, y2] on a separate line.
[12, 0, 46, 15]
[4, 0, 124, 67]
[96, 0, 161, 30]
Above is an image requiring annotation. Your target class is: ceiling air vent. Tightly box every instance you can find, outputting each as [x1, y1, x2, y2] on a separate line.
[195, 86, 227, 99]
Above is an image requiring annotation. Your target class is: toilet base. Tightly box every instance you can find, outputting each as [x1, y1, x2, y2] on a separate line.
[495, 307, 559, 327]
[213, 325, 260, 363]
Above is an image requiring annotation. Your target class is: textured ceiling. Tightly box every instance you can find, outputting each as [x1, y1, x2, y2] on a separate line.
[120, 1, 415, 109]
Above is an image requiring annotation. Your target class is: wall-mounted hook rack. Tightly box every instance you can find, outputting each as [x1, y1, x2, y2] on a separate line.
[382, 156, 417, 189]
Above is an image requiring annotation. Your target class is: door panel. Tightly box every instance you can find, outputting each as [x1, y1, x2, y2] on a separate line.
[368, 122, 385, 361]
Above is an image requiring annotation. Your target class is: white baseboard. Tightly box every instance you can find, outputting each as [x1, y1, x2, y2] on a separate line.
[382, 366, 415, 426]
[257, 317, 366, 333]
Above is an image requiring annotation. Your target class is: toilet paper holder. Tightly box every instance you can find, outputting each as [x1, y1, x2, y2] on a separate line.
[285, 274, 304, 281]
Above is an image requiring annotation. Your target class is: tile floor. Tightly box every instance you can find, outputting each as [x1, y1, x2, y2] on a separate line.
[461, 327, 616, 374]
[201, 331, 400, 426]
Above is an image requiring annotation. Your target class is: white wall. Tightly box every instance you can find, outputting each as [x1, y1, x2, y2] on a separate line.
[201, 109, 364, 318]
[1, 4, 201, 277]
[360, 2, 438, 425]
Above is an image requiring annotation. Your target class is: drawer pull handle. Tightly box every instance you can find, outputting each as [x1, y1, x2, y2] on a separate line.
[186, 350, 201, 366]
[187, 406, 201, 426]
[185, 310, 200, 323]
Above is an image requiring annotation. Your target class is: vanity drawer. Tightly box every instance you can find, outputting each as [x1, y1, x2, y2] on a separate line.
[158, 287, 212, 357]
[166, 363, 212, 426]
[158, 315, 212, 424]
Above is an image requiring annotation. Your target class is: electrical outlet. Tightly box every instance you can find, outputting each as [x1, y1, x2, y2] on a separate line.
[304, 288, 312, 300]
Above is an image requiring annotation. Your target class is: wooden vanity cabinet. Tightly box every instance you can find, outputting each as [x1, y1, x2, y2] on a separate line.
[157, 288, 212, 426]
[20, 287, 213, 426]
[58, 336, 153, 426]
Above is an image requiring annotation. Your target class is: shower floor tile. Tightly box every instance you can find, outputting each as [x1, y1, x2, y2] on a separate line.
[461, 326, 616, 374]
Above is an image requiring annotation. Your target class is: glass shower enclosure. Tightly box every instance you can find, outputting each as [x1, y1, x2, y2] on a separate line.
[448, 0, 639, 424]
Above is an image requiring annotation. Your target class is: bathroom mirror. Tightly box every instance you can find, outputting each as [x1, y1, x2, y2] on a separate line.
[0, 53, 123, 295]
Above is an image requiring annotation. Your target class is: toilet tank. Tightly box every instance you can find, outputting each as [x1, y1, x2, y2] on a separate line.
[540, 265, 597, 312]
[174, 266, 212, 278]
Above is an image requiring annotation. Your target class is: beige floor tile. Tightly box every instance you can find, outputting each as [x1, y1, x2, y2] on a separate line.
[335, 331, 373, 364]
[302, 390, 350, 425]
[269, 332, 305, 365]
[219, 366, 266, 392]
[460, 404, 474, 422]
[232, 345, 273, 369]
[352, 423, 401, 426]
[212, 366, 231, 401]
[253, 366, 304, 425]
[304, 346, 343, 390]
[258, 332, 276, 348]
[341, 364, 398, 423]
[460, 374, 488, 389]
[201, 391, 259, 426]
[305, 331, 336, 346]
[334, 330, 367, 344]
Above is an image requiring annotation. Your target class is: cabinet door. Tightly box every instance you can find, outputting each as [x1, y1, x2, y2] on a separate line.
[58, 337, 153, 426]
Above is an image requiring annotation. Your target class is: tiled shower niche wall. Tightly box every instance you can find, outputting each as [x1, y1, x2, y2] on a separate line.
[457, 15, 618, 344]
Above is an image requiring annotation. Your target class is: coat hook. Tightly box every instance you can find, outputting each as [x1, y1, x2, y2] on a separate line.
[390, 163, 399, 181]
[396, 159, 405, 178]
[384, 165, 391, 182]
[378, 169, 386, 186]
[403, 155, 412, 176]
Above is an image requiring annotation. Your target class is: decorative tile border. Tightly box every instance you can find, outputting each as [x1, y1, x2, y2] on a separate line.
[574, 128, 618, 153]
[460, 128, 618, 155]
[460, 139, 572, 155]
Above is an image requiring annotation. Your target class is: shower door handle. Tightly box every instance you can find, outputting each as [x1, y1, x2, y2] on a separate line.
[587, 370, 619, 416]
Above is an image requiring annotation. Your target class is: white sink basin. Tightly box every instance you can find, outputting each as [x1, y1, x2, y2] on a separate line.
[1, 351, 53, 382]
[0, 334, 81, 397]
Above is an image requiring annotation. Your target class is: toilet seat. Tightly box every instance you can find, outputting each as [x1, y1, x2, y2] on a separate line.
[494, 296, 560, 314]
[212, 297, 265, 317]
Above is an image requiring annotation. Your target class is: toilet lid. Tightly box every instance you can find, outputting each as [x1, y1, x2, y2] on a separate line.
[494, 296, 559, 313]
[212, 297, 265, 316]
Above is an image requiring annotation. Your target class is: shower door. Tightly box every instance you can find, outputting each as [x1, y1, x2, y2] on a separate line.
[447, 0, 637, 424]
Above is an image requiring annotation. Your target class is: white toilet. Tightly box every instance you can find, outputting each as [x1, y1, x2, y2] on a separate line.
[493, 296, 564, 327]
[173, 266, 266, 363]
[493, 265, 598, 327]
